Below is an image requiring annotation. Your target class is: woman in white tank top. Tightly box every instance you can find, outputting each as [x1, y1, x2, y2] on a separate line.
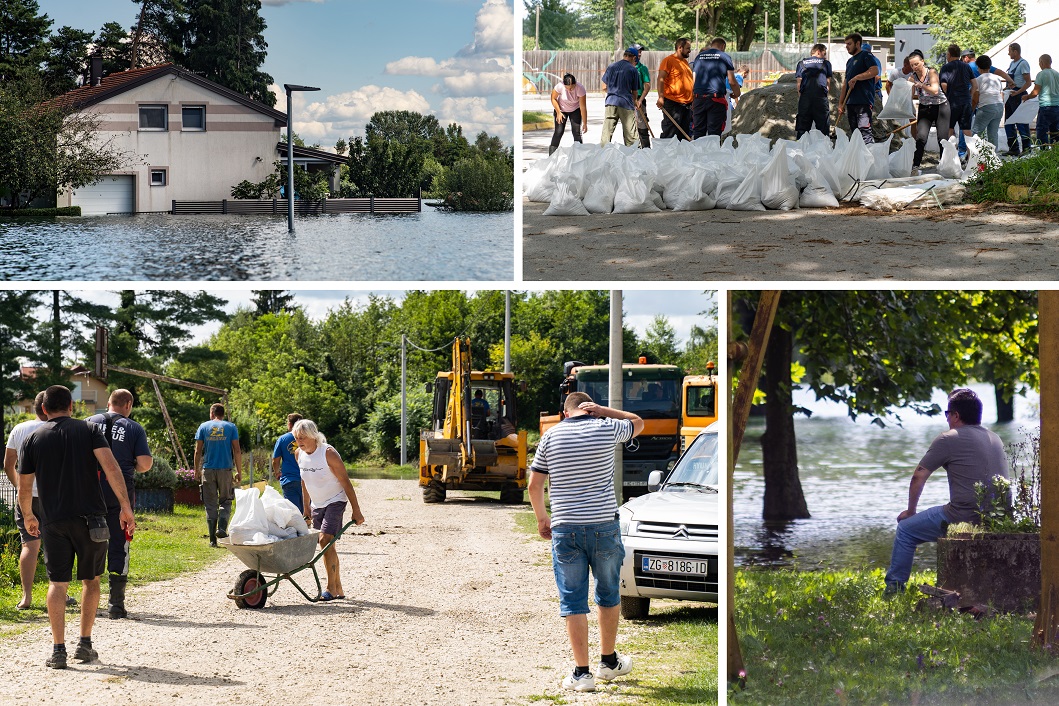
[293, 419, 365, 601]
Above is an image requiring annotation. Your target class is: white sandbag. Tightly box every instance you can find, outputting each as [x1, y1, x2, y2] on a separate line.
[728, 169, 765, 211]
[795, 154, 840, 208]
[867, 136, 894, 181]
[582, 175, 616, 213]
[664, 166, 718, 211]
[261, 485, 310, 536]
[962, 134, 997, 179]
[835, 136, 873, 199]
[858, 179, 967, 211]
[650, 188, 665, 210]
[833, 127, 849, 157]
[878, 77, 916, 121]
[229, 487, 271, 545]
[760, 145, 800, 211]
[542, 176, 590, 216]
[713, 173, 745, 209]
[613, 172, 660, 213]
[241, 531, 284, 545]
[888, 138, 915, 178]
[1005, 94, 1038, 125]
[937, 136, 963, 179]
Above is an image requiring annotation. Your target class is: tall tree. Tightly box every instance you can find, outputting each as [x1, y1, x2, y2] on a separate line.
[640, 314, 681, 365]
[0, 290, 42, 434]
[94, 22, 133, 77]
[176, 0, 274, 106]
[130, 0, 185, 69]
[251, 291, 296, 316]
[39, 25, 92, 94]
[0, 0, 51, 84]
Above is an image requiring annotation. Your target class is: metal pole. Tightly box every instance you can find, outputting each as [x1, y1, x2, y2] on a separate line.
[400, 333, 407, 466]
[813, 7, 818, 45]
[764, 12, 768, 53]
[535, 4, 540, 51]
[695, 7, 699, 49]
[504, 291, 511, 373]
[876, 9, 880, 37]
[609, 291, 623, 506]
[780, 0, 785, 49]
[615, 0, 624, 54]
[286, 88, 294, 232]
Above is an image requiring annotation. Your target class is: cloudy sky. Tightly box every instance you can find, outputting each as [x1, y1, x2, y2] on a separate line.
[40, 0, 514, 146]
[42, 289, 716, 349]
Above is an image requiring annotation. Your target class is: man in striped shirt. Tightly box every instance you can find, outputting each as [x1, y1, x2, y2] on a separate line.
[528, 391, 644, 693]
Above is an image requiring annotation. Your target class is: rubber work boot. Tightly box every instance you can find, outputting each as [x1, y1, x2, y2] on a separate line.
[216, 516, 229, 539]
[108, 574, 128, 619]
[208, 518, 218, 547]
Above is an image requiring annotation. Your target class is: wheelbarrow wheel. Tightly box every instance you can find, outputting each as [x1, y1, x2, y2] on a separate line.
[234, 569, 267, 609]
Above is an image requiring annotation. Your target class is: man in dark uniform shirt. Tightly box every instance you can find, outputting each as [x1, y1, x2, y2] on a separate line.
[795, 44, 834, 138]
[691, 37, 739, 138]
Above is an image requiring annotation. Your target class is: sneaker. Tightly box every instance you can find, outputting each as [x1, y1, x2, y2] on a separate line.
[65, 596, 78, 607]
[45, 651, 67, 669]
[561, 671, 596, 692]
[883, 581, 906, 596]
[911, 168, 922, 177]
[596, 652, 634, 681]
[108, 606, 127, 619]
[73, 643, 98, 663]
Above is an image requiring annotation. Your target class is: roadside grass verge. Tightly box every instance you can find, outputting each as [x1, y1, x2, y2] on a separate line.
[524, 110, 552, 124]
[966, 147, 1059, 209]
[346, 461, 417, 481]
[730, 568, 1059, 704]
[0, 505, 225, 631]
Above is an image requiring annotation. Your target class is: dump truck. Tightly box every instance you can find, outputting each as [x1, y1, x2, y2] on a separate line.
[419, 337, 528, 504]
[539, 357, 684, 500]
[680, 362, 718, 453]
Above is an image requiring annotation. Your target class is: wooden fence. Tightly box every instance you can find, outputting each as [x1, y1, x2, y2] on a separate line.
[170, 197, 421, 215]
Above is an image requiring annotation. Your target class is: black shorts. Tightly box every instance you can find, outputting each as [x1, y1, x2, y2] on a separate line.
[40, 517, 107, 583]
[949, 102, 973, 133]
[14, 496, 43, 544]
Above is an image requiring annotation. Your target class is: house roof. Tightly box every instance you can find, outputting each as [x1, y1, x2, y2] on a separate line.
[276, 142, 348, 165]
[52, 63, 287, 125]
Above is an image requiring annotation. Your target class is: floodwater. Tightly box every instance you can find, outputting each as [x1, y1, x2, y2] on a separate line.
[0, 209, 512, 281]
[734, 383, 1039, 572]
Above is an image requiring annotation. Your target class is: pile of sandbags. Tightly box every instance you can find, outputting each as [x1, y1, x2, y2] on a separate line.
[525, 131, 990, 215]
[229, 485, 311, 545]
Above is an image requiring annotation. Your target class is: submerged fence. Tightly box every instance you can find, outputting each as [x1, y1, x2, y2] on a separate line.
[171, 197, 421, 216]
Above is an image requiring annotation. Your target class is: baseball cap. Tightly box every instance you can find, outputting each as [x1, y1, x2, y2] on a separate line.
[625, 46, 639, 57]
[961, 48, 976, 57]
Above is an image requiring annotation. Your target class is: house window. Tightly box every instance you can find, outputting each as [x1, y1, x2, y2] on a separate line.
[139, 105, 168, 130]
[182, 106, 205, 131]
[150, 169, 167, 186]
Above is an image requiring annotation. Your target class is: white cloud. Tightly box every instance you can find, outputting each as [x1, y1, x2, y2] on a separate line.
[384, 0, 512, 98]
[292, 86, 433, 145]
[436, 97, 512, 141]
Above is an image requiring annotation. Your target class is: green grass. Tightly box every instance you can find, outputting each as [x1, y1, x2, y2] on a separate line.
[345, 461, 418, 480]
[0, 505, 226, 631]
[730, 568, 1059, 704]
[967, 146, 1059, 209]
[523, 110, 552, 124]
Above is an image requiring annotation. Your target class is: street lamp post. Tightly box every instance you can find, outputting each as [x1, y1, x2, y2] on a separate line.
[283, 83, 320, 233]
[809, 0, 822, 45]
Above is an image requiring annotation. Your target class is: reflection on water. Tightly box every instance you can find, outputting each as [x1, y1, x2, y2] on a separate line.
[735, 384, 1038, 571]
[0, 210, 512, 281]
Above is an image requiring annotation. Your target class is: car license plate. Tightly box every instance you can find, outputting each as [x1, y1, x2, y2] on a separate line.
[641, 556, 708, 575]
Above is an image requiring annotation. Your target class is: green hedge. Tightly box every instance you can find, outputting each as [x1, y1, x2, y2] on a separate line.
[0, 206, 81, 218]
[436, 156, 514, 212]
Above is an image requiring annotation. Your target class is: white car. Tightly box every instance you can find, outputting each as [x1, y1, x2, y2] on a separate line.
[617, 423, 719, 619]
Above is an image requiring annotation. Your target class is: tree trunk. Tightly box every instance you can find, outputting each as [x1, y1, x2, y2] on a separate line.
[761, 325, 810, 520]
[994, 381, 1015, 424]
[1033, 290, 1059, 648]
[50, 290, 62, 374]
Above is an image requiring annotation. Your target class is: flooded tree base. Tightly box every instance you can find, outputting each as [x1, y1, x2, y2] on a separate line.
[938, 533, 1040, 613]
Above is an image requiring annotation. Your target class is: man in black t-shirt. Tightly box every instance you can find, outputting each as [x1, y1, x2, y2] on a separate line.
[795, 44, 834, 138]
[18, 385, 136, 670]
[837, 33, 879, 144]
[939, 43, 975, 149]
[87, 388, 153, 619]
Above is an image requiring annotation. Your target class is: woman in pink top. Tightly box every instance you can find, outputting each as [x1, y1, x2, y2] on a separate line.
[549, 73, 588, 155]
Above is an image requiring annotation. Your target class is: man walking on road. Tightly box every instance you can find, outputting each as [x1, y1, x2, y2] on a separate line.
[656, 37, 694, 140]
[528, 391, 644, 693]
[5, 391, 47, 611]
[691, 37, 739, 138]
[87, 389, 152, 619]
[600, 48, 642, 147]
[273, 413, 304, 512]
[194, 403, 242, 547]
[884, 388, 1008, 594]
[837, 33, 879, 144]
[18, 385, 136, 669]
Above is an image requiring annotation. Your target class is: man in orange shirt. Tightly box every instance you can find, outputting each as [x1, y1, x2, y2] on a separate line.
[655, 37, 694, 140]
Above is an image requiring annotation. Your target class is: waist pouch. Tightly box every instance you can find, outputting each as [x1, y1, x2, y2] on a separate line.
[86, 514, 109, 543]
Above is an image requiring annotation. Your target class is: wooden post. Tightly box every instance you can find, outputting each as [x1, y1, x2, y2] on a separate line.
[152, 378, 189, 471]
[1033, 290, 1059, 648]
[728, 290, 782, 685]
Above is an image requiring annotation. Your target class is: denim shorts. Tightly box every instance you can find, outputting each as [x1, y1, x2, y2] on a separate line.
[551, 520, 624, 616]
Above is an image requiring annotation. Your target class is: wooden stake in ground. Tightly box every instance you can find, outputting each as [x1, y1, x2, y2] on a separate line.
[728, 290, 782, 686]
[1033, 290, 1059, 649]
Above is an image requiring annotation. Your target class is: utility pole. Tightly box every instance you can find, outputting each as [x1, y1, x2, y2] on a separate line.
[504, 291, 511, 373]
[615, 0, 624, 54]
[609, 291, 623, 505]
[400, 333, 407, 466]
[535, 4, 540, 50]
[780, 0, 785, 49]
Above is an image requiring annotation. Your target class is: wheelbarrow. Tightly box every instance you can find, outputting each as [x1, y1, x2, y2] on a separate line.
[221, 519, 355, 609]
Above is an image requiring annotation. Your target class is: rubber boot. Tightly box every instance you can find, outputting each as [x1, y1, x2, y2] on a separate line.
[217, 508, 230, 539]
[638, 129, 651, 149]
[208, 518, 217, 547]
[108, 574, 128, 619]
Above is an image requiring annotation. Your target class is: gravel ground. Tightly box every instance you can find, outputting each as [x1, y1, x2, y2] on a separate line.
[0, 480, 654, 705]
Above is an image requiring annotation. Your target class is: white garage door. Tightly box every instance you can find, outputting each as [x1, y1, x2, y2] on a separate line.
[71, 175, 134, 215]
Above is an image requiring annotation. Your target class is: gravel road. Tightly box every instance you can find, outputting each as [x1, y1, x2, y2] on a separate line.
[0, 480, 652, 705]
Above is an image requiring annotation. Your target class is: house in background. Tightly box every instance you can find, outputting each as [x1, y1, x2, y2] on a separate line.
[14, 365, 108, 416]
[53, 59, 339, 215]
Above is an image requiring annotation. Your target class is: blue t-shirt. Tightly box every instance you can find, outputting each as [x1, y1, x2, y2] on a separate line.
[692, 48, 734, 96]
[795, 56, 833, 96]
[87, 413, 150, 477]
[844, 50, 877, 106]
[273, 431, 300, 485]
[471, 397, 490, 416]
[1008, 57, 1032, 89]
[939, 60, 975, 104]
[601, 59, 639, 110]
[195, 419, 239, 469]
